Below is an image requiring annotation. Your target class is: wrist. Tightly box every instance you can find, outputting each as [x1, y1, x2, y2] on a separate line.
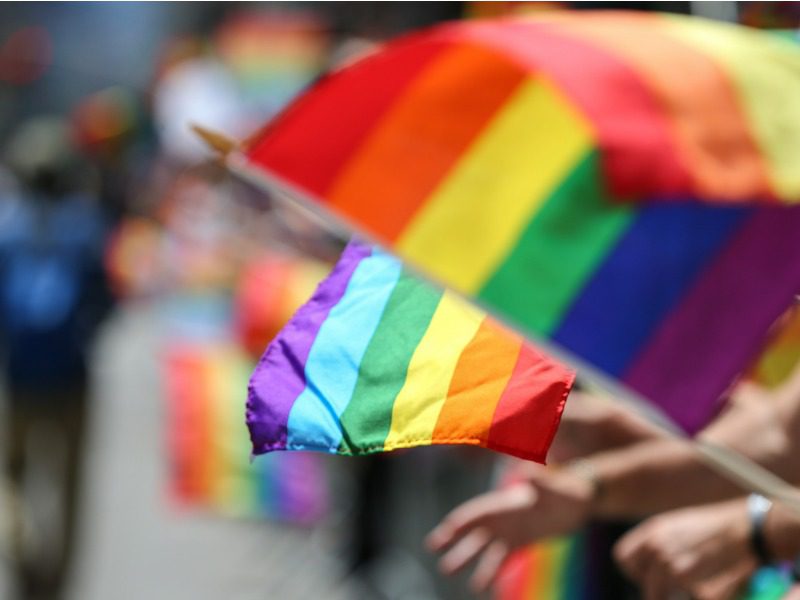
[747, 493, 775, 564]
[764, 502, 800, 561]
[565, 459, 603, 514]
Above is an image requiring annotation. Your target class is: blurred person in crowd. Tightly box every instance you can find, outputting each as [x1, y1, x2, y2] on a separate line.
[0, 116, 113, 600]
[427, 361, 800, 596]
[72, 86, 145, 223]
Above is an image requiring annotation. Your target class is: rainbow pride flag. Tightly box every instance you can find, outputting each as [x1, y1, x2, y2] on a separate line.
[241, 13, 800, 433]
[747, 302, 800, 388]
[495, 534, 588, 600]
[214, 10, 330, 117]
[247, 240, 574, 461]
[496, 534, 792, 600]
[165, 343, 328, 523]
[234, 253, 330, 358]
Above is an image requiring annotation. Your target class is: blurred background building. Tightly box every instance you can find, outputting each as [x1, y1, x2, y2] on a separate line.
[0, 2, 797, 600]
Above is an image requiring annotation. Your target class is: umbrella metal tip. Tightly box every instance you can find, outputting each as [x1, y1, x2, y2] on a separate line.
[190, 123, 238, 157]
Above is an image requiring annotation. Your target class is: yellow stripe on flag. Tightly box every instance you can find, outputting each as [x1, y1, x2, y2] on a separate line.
[384, 291, 484, 449]
[205, 353, 228, 508]
[219, 350, 257, 516]
[528, 539, 569, 600]
[396, 76, 594, 293]
[662, 16, 800, 202]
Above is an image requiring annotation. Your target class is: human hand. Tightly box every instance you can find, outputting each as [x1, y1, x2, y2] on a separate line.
[549, 391, 664, 463]
[614, 499, 756, 600]
[426, 463, 593, 593]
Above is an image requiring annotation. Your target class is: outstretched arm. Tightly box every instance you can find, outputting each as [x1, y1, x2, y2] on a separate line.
[426, 462, 594, 593]
[614, 495, 800, 600]
[427, 365, 800, 588]
[574, 365, 800, 519]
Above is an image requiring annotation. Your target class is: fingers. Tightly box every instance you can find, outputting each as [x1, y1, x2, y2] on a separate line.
[642, 558, 670, 600]
[615, 518, 756, 600]
[508, 460, 548, 482]
[427, 482, 541, 594]
[617, 544, 693, 600]
[469, 541, 510, 593]
[437, 528, 491, 576]
[426, 491, 499, 553]
[614, 524, 653, 582]
[427, 483, 537, 553]
[667, 548, 747, 588]
[691, 563, 752, 600]
[615, 525, 684, 600]
[437, 532, 511, 593]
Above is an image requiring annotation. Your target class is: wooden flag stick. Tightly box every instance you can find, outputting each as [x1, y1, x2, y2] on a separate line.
[694, 439, 800, 514]
[191, 124, 239, 158]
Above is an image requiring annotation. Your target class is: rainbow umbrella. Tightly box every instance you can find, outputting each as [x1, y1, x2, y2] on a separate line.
[229, 11, 800, 433]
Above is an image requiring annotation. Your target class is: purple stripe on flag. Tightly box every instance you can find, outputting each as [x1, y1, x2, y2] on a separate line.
[247, 240, 372, 453]
[623, 207, 800, 433]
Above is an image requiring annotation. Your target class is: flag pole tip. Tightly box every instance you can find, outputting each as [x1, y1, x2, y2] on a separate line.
[190, 123, 238, 157]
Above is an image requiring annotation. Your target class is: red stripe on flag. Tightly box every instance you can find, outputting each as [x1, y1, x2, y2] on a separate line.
[245, 36, 450, 197]
[326, 42, 528, 242]
[448, 19, 693, 199]
[488, 344, 573, 462]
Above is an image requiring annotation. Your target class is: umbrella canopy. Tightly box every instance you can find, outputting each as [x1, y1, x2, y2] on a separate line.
[239, 11, 800, 433]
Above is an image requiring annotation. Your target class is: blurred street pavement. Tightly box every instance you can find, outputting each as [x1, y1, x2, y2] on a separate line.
[2, 301, 360, 600]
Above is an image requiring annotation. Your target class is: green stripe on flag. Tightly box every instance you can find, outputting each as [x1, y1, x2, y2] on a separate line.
[338, 270, 443, 454]
[479, 151, 635, 336]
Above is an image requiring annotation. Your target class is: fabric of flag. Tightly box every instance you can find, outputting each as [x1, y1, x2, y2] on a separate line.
[495, 534, 589, 600]
[214, 11, 330, 117]
[234, 253, 330, 358]
[243, 12, 800, 433]
[165, 342, 328, 524]
[746, 303, 800, 389]
[247, 239, 574, 462]
[495, 534, 792, 600]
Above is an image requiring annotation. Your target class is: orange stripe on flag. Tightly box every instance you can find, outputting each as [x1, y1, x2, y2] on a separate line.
[545, 13, 773, 201]
[197, 356, 217, 500]
[327, 42, 527, 242]
[432, 318, 522, 445]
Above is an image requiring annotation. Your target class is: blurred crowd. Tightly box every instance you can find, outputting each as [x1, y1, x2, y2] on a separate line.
[0, 3, 799, 600]
[0, 4, 487, 600]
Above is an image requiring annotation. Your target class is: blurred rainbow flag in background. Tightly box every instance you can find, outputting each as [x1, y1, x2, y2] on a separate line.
[242, 12, 800, 434]
[495, 533, 588, 600]
[747, 302, 800, 389]
[215, 10, 330, 119]
[494, 533, 793, 600]
[234, 253, 330, 358]
[157, 248, 332, 524]
[165, 343, 328, 524]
